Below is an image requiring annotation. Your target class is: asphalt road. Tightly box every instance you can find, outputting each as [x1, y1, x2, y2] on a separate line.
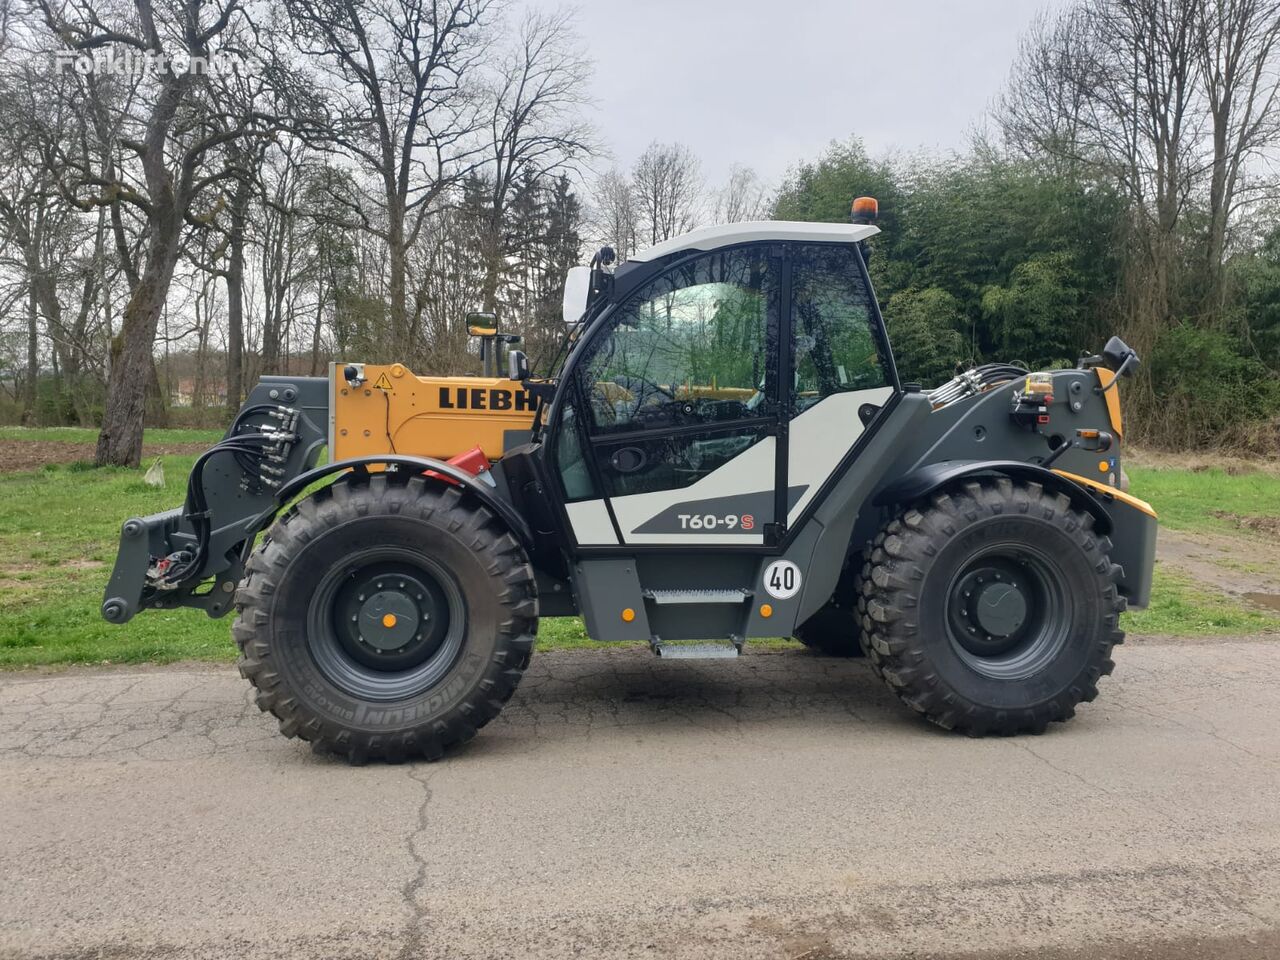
[3, 641, 1280, 960]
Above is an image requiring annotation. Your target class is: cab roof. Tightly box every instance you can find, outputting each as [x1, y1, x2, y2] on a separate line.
[629, 220, 881, 263]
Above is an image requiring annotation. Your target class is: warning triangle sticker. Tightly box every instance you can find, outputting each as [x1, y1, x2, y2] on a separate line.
[373, 372, 393, 391]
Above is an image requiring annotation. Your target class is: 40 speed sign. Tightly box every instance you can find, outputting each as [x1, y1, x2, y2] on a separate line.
[762, 560, 802, 600]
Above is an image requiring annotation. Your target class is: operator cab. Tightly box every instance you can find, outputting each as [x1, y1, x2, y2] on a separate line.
[532, 218, 898, 552]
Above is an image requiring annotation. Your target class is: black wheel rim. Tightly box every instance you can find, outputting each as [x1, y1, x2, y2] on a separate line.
[306, 546, 466, 701]
[944, 542, 1070, 681]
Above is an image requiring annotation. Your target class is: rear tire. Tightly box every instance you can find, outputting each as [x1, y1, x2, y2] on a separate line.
[856, 479, 1124, 736]
[234, 473, 537, 762]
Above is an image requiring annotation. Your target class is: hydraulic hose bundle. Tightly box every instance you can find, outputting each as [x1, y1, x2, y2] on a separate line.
[926, 363, 1028, 409]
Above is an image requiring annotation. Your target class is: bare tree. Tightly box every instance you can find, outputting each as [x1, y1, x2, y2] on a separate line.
[286, 0, 493, 362]
[257, 138, 310, 375]
[1196, 0, 1280, 306]
[999, 0, 1204, 349]
[193, 59, 298, 413]
[632, 141, 703, 246]
[297, 162, 361, 375]
[715, 164, 769, 223]
[998, 7, 1097, 179]
[0, 0, 599, 437]
[590, 166, 638, 261]
[33, 0, 276, 465]
[476, 7, 592, 313]
[413, 203, 484, 372]
[0, 66, 70, 422]
[0, 59, 111, 424]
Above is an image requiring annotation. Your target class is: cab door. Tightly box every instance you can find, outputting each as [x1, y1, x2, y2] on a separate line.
[782, 243, 897, 524]
[554, 245, 785, 546]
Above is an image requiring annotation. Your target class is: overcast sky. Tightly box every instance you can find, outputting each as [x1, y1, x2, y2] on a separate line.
[532, 0, 1056, 188]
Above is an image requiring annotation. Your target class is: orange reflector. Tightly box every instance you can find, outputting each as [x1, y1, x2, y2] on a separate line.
[382, 613, 397, 628]
[760, 604, 773, 619]
[1098, 460, 1110, 473]
[621, 608, 636, 623]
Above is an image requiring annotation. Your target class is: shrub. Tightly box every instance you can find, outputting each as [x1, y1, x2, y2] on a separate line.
[1146, 324, 1280, 450]
[883, 287, 969, 387]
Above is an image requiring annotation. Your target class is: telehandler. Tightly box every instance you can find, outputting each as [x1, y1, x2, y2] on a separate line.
[103, 199, 1157, 761]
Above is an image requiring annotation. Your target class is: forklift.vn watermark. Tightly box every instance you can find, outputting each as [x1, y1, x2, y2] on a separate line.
[53, 48, 261, 76]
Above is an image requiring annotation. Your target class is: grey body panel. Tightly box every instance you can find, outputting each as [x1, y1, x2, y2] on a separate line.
[862, 371, 1152, 605]
[569, 368, 1152, 644]
[743, 520, 825, 635]
[574, 396, 932, 644]
[1101, 499, 1157, 609]
[573, 559, 652, 642]
[790, 394, 934, 624]
[898, 373, 1118, 480]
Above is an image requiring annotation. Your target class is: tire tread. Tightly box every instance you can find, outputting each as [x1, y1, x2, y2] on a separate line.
[233, 474, 537, 763]
[855, 479, 1125, 736]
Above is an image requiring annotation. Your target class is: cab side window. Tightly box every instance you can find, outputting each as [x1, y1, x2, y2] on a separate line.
[577, 248, 776, 434]
[555, 403, 596, 501]
[790, 245, 889, 409]
[562, 246, 780, 499]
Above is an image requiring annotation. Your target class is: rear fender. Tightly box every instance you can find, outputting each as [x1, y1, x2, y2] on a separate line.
[272, 456, 535, 550]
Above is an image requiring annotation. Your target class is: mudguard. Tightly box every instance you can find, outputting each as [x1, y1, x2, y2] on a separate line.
[873, 458, 1160, 608]
[273, 456, 534, 549]
[873, 459, 1114, 533]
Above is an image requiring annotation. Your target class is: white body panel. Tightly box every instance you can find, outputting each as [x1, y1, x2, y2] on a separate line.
[566, 499, 618, 545]
[611, 436, 777, 546]
[630, 221, 880, 263]
[577, 387, 894, 546]
[785, 387, 894, 521]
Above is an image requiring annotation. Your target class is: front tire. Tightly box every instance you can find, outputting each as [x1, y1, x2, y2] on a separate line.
[857, 479, 1124, 736]
[234, 473, 537, 762]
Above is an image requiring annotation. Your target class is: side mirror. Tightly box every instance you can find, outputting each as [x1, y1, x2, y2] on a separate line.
[562, 266, 590, 325]
[466, 311, 497, 337]
[508, 349, 530, 381]
[1102, 335, 1139, 377]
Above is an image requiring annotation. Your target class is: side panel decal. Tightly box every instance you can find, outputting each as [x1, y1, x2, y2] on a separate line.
[611, 436, 777, 545]
[632, 486, 808, 535]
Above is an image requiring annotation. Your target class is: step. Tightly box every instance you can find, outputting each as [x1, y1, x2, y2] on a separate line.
[652, 641, 741, 659]
[643, 588, 750, 605]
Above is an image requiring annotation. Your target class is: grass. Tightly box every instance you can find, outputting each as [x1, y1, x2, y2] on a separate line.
[0, 428, 1275, 668]
[1122, 568, 1278, 636]
[1127, 463, 1280, 536]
